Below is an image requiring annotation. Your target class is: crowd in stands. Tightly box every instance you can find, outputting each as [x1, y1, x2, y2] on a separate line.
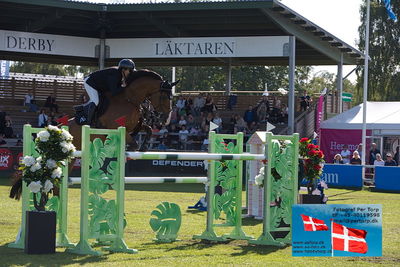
[146, 94, 289, 151]
[334, 143, 400, 167]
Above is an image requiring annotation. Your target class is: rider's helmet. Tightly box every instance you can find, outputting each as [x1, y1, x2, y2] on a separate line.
[118, 59, 135, 72]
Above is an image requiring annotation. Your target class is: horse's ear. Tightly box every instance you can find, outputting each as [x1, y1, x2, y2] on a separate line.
[171, 79, 180, 87]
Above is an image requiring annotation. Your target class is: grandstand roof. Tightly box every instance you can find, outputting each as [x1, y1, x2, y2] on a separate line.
[0, 0, 364, 66]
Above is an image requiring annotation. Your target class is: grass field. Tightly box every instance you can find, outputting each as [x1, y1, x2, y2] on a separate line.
[0, 178, 399, 267]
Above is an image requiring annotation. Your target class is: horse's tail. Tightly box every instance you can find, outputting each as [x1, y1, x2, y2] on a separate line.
[9, 171, 23, 200]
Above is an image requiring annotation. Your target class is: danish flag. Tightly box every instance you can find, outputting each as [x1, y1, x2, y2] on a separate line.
[300, 214, 329, 231]
[332, 222, 368, 254]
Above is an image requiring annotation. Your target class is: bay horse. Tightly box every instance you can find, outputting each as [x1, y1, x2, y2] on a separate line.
[69, 69, 177, 151]
[9, 69, 177, 200]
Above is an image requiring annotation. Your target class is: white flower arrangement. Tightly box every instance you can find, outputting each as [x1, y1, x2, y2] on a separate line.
[255, 166, 265, 187]
[21, 125, 76, 211]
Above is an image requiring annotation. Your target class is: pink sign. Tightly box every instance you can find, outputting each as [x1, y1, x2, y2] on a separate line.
[320, 129, 371, 163]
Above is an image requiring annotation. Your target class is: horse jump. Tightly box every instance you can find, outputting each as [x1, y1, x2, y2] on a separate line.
[10, 124, 299, 255]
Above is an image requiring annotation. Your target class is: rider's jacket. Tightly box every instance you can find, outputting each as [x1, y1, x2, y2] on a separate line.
[85, 67, 124, 96]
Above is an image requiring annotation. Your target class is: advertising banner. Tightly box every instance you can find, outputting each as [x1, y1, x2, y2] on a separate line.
[320, 164, 363, 188]
[374, 166, 400, 192]
[292, 204, 382, 257]
[0, 148, 14, 170]
[320, 129, 371, 163]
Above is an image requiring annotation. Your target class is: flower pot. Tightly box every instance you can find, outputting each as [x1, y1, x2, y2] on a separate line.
[24, 210, 56, 254]
[299, 194, 322, 204]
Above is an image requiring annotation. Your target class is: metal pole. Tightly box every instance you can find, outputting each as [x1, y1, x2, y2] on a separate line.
[361, 0, 370, 166]
[172, 67, 176, 95]
[225, 59, 232, 95]
[337, 53, 343, 113]
[288, 36, 296, 134]
[99, 29, 106, 70]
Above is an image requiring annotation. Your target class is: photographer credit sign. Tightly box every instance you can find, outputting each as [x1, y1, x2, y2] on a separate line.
[292, 204, 382, 257]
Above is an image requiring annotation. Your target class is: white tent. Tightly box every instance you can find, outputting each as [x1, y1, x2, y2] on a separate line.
[321, 102, 400, 131]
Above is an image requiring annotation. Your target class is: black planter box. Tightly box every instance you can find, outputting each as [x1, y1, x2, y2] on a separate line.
[25, 210, 56, 254]
[299, 194, 322, 204]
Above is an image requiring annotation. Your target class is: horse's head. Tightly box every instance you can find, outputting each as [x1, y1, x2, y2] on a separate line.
[148, 79, 179, 125]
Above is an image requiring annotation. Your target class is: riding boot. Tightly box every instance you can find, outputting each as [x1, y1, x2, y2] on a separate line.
[84, 102, 96, 125]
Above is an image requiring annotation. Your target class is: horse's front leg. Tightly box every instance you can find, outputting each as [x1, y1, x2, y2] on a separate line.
[139, 124, 152, 152]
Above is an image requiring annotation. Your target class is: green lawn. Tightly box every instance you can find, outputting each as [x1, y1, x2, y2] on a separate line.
[0, 178, 399, 267]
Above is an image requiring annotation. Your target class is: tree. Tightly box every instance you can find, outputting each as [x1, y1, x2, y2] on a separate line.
[357, 0, 400, 102]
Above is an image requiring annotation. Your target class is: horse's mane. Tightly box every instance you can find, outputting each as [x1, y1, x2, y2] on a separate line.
[126, 69, 163, 86]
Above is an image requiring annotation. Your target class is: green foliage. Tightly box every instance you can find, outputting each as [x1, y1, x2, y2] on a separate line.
[150, 202, 182, 242]
[10, 62, 97, 77]
[357, 0, 400, 102]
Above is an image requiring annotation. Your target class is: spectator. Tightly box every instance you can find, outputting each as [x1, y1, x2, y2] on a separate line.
[48, 112, 58, 126]
[228, 114, 238, 133]
[394, 146, 399, 165]
[248, 121, 258, 134]
[355, 143, 363, 160]
[333, 154, 344, 164]
[38, 109, 48, 127]
[350, 151, 361, 165]
[157, 140, 168, 151]
[186, 114, 196, 130]
[212, 112, 223, 133]
[16, 139, 23, 146]
[273, 96, 282, 110]
[44, 94, 59, 113]
[184, 96, 193, 115]
[203, 94, 216, 113]
[169, 107, 178, 125]
[0, 134, 6, 146]
[4, 119, 13, 138]
[227, 94, 237, 110]
[24, 90, 38, 112]
[256, 101, 268, 123]
[373, 153, 385, 166]
[159, 125, 169, 135]
[340, 145, 351, 164]
[243, 105, 256, 126]
[175, 96, 186, 111]
[178, 115, 187, 128]
[300, 91, 311, 111]
[369, 142, 381, 165]
[384, 153, 397, 166]
[201, 113, 213, 132]
[193, 93, 205, 115]
[190, 126, 200, 135]
[234, 116, 248, 134]
[178, 125, 189, 150]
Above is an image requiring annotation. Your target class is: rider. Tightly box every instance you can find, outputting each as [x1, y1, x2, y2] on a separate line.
[75, 59, 136, 124]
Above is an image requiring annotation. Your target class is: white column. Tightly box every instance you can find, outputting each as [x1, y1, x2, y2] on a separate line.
[337, 53, 343, 113]
[288, 36, 296, 135]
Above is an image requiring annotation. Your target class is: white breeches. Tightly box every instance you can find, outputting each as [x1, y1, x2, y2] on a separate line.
[83, 77, 99, 106]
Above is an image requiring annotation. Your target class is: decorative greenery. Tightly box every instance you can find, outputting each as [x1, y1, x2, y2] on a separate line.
[87, 134, 126, 238]
[212, 137, 239, 226]
[150, 202, 181, 243]
[20, 125, 75, 211]
[299, 137, 325, 194]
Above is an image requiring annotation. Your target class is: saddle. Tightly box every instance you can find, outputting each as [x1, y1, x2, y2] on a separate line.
[74, 94, 109, 127]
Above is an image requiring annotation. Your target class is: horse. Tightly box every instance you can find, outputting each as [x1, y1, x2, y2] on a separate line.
[69, 69, 177, 151]
[9, 69, 178, 200]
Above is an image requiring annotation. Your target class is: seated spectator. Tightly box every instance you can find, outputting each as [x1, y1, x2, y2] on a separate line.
[355, 143, 363, 159]
[38, 109, 48, 127]
[44, 94, 59, 113]
[256, 101, 269, 123]
[248, 121, 258, 134]
[185, 96, 193, 115]
[169, 107, 178, 125]
[24, 90, 38, 112]
[300, 91, 311, 111]
[350, 151, 361, 165]
[243, 105, 256, 126]
[373, 153, 385, 166]
[190, 126, 200, 135]
[157, 140, 168, 151]
[0, 134, 6, 146]
[212, 112, 223, 133]
[193, 93, 206, 116]
[186, 114, 197, 130]
[369, 142, 380, 165]
[384, 153, 397, 166]
[340, 145, 351, 164]
[16, 139, 23, 146]
[178, 125, 189, 150]
[333, 154, 344, 164]
[159, 125, 169, 135]
[201, 113, 214, 132]
[175, 96, 186, 111]
[273, 96, 282, 110]
[234, 116, 248, 133]
[178, 115, 187, 129]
